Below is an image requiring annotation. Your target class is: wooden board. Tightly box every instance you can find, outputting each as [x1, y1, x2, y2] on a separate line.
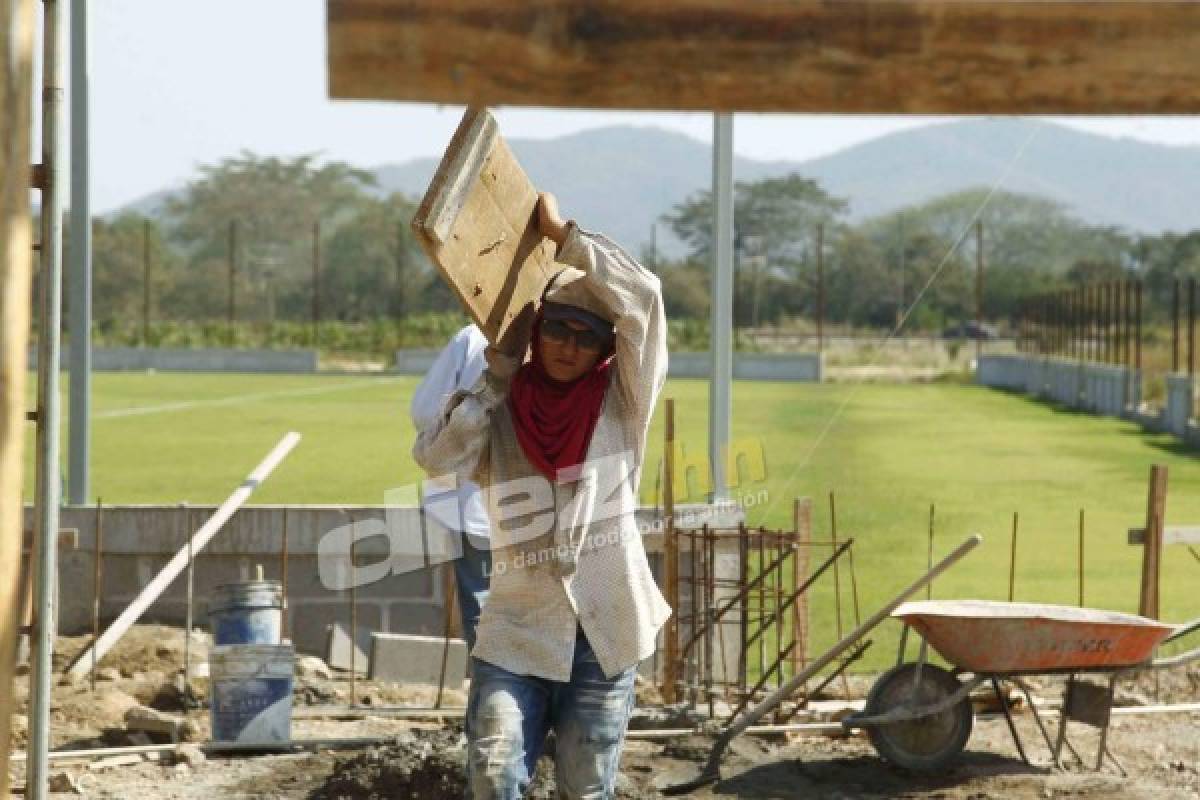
[412, 107, 557, 350]
[328, 0, 1200, 114]
[0, 1, 35, 794]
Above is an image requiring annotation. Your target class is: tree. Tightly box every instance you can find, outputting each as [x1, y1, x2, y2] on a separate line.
[322, 193, 426, 320]
[663, 173, 847, 327]
[163, 152, 377, 321]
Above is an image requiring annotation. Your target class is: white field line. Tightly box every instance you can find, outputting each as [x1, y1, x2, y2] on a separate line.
[94, 378, 402, 420]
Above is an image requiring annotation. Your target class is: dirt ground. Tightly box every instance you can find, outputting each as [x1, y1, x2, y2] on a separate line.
[7, 625, 1199, 798]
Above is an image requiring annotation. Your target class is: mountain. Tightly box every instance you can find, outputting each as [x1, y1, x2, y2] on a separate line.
[801, 118, 1200, 232]
[113, 120, 1200, 258]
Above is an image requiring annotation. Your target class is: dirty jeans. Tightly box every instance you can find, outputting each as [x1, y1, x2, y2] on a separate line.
[465, 627, 637, 799]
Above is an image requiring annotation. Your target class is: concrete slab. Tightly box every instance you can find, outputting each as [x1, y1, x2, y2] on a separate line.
[368, 632, 467, 689]
[324, 620, 373, 673]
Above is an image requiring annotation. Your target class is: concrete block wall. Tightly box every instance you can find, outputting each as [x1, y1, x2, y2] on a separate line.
[29, 346, 318, 373]
[396, 350, 824, 382]
[27, 503, 743, 680]
[978, 355, 1137, 418]
[977, 354, 1183, 442]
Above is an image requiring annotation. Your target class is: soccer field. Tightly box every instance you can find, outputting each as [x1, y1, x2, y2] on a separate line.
[23, 371, 1200, 662]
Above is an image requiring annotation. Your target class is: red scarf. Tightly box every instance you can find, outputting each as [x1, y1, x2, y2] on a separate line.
[509, 316, 613, 481]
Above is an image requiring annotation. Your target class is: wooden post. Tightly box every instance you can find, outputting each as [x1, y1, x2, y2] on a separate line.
[228, 219, 237, 346]
[1139, 466, 1168, 619]
[311, 220, 320, 348]
[142, 218, 151, 346]
[661, 398, 678, 703]
[1078, 508, 1085, 608]
[975, 220, 984, 362]
[927, 503, 935, 600]
[815, 224, 824, 353]
[1008, 512, 1019, 603]
[0, 2, 35, 792]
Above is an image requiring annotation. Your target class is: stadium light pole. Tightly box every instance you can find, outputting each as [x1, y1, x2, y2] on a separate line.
[710, 113, 733, 503]
[67, 0, 91, 505]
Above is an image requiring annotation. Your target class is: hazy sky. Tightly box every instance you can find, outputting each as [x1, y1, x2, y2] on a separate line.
[54, 0, 1200, 213]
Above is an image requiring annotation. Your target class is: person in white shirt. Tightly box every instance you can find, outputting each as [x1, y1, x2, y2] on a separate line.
[410, 324, 492, 652]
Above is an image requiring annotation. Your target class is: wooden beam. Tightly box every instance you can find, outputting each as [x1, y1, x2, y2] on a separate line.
[0, 2, 35, 795]
[1139, 466, 1168, 620]
[328, 1, 1200, 113]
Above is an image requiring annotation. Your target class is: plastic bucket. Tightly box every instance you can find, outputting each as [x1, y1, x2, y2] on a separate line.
[209, 643, 293, 746]
[209, 581, 283, 645]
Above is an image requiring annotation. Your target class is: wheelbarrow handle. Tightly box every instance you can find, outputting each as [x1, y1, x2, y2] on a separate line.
[680, 533, 983, 791]
[1163, 615, 1200, 646]
[1147, 616, 1200, 670]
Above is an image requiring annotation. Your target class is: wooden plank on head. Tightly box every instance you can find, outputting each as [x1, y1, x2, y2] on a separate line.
[0, 1, 36, 793]
[412, 107, 558, 349]
[328, 0, 1200, 114]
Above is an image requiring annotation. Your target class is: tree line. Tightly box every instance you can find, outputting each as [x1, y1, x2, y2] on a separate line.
[89, 152, 1200, 340]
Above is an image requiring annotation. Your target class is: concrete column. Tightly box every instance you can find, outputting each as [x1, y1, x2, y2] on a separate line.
[1165, 374, 1194, 436]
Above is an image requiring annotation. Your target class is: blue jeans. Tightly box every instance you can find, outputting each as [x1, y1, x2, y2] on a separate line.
[465, 628, 637, 799]
[454, 535, 491, 653]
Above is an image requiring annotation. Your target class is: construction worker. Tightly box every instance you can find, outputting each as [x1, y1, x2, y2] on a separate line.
[414, 192, 669, 799]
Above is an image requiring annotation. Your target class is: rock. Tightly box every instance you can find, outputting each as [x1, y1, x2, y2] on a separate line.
[125, 703, 187, 739]
[48, 771, 83, 794]
[97, 666, 121, 682]
[295, 655, 333, 681]
[10, 714, 27, 737]
[180, 718, 202, 742]
[174, 743, 206, 769]
[172, 762, 191, 778]
[155, 642, 179, 658]
[14, 663, 30, 677]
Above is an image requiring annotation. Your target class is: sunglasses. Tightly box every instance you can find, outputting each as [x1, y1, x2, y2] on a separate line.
[540, 318, 609, 353]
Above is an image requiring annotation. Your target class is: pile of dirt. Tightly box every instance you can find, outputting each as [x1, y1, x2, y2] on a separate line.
[315, 729, 468, 799]
[314, 728, 661, 799]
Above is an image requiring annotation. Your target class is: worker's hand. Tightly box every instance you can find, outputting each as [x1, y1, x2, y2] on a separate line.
[483, 345, 521, 390]
[537, 192, 571, 247]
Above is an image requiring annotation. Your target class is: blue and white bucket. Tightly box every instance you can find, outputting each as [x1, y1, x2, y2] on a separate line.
[209, 643, 294, 746]
[209, 580, 283, 646]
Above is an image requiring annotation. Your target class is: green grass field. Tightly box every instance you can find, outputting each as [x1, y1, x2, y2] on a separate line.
[23, 372, 1200, 669]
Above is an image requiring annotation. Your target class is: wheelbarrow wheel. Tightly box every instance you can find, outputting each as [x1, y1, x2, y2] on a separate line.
[864, 662, 973, 771]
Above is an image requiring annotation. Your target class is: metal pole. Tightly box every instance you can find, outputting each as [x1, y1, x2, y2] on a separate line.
[29, 0, 68, 791]
[67, 0, 91, 505]
[815, 223, 824, 353]
[710, 113, 734, 502]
